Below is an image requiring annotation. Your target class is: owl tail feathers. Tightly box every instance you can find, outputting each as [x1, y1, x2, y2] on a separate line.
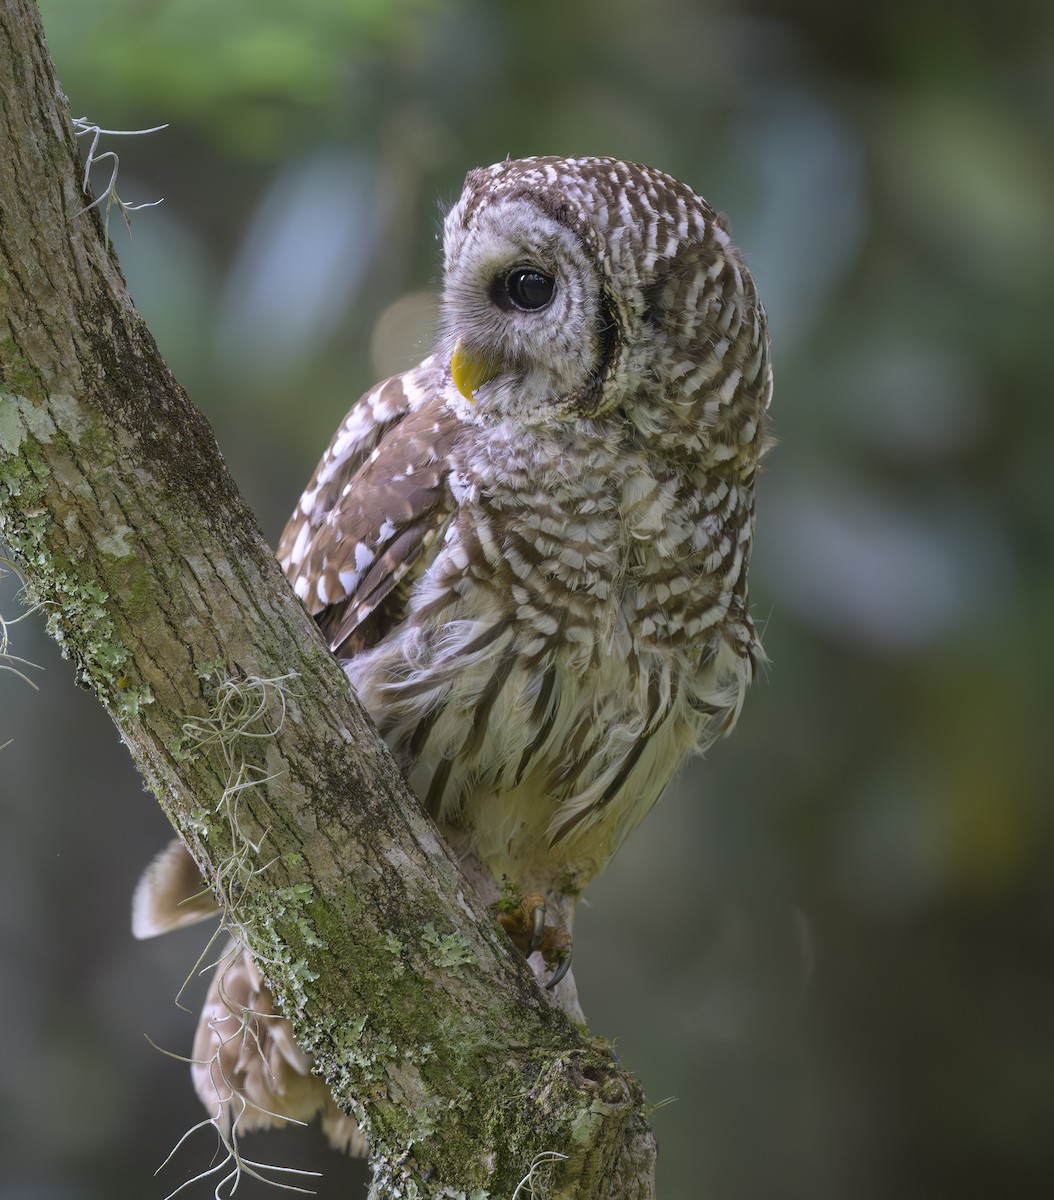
[132, 837, 221, 939]
[193, 940, 368, 1157]
[134, 845, 367, 1157]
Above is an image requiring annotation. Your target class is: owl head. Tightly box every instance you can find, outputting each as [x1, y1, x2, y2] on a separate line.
[439, 156, 770, 457]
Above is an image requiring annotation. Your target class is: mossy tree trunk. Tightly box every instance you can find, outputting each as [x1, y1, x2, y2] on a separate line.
[0, 1, 658, 1197]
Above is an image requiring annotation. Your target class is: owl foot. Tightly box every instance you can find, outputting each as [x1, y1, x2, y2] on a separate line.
[497, 892, 573, 990]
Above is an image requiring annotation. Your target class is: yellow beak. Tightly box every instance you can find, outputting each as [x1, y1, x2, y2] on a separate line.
[450, 339, 502, 403]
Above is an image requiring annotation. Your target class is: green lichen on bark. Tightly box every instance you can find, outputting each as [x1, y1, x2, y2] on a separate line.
[0, 392, 137, 704]
[422, 924, 477, 976]
[0, 339, 46, 403]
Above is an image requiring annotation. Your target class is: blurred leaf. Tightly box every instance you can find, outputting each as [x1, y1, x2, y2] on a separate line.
[41, 0, 443, 153]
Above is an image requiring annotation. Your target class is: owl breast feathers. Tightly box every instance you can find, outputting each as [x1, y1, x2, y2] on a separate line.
[278, 155, 772, 899]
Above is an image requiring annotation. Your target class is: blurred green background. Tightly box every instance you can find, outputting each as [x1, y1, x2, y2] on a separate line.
[3, 0, 1053, 1196]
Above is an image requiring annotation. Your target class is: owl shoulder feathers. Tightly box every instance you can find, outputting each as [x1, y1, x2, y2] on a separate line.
[277, 362, 461, 658]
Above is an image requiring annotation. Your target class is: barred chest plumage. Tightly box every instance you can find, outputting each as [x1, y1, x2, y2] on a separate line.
[340, 390, 758, 898]
[271, 155, 774, 900]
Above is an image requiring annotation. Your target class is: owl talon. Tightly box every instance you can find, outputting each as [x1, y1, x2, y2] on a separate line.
[497, 893, 572, 983]
[497, 892, 548, 955]
[528, 902, 547, 955]
[544, 945, 572, 990]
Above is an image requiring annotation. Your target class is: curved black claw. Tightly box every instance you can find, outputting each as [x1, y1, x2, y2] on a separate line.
[495, 892, 573, 987]
[528, 902, 547, 955]
[544, 948, 572, 991]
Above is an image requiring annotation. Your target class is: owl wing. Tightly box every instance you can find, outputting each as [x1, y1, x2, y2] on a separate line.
[278, 362, 462, 658]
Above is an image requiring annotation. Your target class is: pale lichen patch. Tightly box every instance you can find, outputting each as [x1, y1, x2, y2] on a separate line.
[97, 526, 134, 557]
[0, 392, 61, 452]
[0, 397, 27, 455]
[569, 1104, 605, 1145]
[44, 393, 90, 443]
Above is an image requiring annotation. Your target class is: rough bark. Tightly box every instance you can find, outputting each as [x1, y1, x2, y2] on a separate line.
[0, 1, 657, 1196]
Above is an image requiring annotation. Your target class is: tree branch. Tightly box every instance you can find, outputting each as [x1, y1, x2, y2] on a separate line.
[0, 1, 656, 1195]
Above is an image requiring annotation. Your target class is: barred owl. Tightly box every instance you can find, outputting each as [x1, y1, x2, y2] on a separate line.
[135, 156, 772, 1151]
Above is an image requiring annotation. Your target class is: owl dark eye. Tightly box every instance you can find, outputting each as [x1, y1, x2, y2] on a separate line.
[503, 267, 555, 311]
